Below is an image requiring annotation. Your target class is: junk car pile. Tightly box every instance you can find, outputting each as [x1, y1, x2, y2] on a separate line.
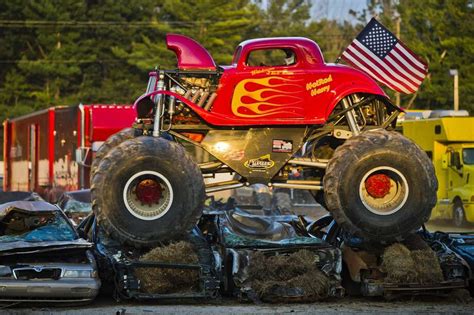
[0, 194, 473, 305]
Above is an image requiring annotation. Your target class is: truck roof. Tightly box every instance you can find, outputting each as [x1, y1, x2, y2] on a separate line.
[235, 37, 325, 65]
[402, 116, 474, 144]
[5, 104, 131, 122]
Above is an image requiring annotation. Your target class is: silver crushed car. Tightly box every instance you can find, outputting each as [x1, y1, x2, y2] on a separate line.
[0, 201, 100, 303]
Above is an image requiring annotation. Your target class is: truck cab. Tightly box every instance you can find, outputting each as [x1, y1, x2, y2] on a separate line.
[401, 110, 474, 227]
[443, 144, 474, 225]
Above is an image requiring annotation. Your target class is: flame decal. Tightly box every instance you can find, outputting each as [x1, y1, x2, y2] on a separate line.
[231, 76, 305, 118]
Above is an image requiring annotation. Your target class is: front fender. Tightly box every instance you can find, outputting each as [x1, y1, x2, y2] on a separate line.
[323, 64, 399, 118]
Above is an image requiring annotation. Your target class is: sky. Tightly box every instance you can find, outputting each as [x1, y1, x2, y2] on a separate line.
[310, 0, 368, 23]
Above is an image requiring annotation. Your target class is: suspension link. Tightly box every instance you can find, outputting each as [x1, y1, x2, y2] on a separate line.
[341, 96, 360, 136]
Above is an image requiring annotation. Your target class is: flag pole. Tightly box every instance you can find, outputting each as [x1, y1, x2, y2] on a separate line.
[395, 16, 401, 107]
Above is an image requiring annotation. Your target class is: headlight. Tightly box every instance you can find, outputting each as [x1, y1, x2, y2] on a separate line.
[63, 270, 93, 278]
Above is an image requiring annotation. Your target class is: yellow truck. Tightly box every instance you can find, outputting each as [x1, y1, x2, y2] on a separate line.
[400, 110, 474, 226]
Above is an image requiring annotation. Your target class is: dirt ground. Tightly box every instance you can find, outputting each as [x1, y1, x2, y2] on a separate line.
[3, 296, 473, 315]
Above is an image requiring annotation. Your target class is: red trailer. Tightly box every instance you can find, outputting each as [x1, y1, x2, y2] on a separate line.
[3, 104, 135, 200]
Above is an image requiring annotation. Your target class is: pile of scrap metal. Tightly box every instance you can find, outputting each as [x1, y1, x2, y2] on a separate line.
[78, 215, 220, 301]
[200, 199, 343, 303]
[429, 231, 474, 296]
[311, 216, 472, 300]
[0, 201, 100, 304]
[77, 197, 343, 303]
[2, 193, 471, 305]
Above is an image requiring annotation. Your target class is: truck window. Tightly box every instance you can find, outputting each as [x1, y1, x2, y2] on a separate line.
[232, 46, 242, 65]
[463, 148, 474, 165]
[246, 48, 296, 67]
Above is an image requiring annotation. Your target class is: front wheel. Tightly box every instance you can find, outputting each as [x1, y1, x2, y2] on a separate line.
[91, 128, 137, 178]
[91, 136, 205, 247]
[323, 129, 437, 242]
[452, 200, 466, 227]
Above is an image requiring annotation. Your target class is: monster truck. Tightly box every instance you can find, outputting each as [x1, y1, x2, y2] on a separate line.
[91, 34, 437, 247]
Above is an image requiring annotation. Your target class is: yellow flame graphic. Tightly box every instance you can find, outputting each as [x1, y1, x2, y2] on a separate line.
[231, 76, 304, 118]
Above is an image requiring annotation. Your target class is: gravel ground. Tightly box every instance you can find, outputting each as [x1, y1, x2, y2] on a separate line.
[2, 296, 473, 315]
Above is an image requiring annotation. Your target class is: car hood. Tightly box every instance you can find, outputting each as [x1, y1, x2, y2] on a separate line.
[0, 238, 92, 256]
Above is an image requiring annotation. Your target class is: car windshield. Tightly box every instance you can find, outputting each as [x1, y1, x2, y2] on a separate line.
[64, 199, 92, 213]
[463, 148, 474, 165]
[0, 210, 77, 243]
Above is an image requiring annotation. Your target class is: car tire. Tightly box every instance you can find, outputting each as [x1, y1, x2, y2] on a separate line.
[323, 129, 437, 242]
[91, 136, 205, 247]
[453, 200, 466, 228]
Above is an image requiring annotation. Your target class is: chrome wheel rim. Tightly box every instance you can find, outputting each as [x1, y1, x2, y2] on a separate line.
[123, 170, 173, 220]
[359, 166, 409, 216]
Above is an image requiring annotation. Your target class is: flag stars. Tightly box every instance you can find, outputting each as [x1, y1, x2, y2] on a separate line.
[360, 24, 398, 58]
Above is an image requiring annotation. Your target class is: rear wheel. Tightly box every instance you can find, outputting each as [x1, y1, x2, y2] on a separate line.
[323, 129, 437, 242]
[91, 136, 205, 247]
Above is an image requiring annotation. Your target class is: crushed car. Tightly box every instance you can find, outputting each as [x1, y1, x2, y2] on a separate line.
[309, 215, 471, 300]
[57, 189, 92, 225]
[0, 201, 100, 303]
[78, 214, 220, 301]
[0, 191, 43, 204]
[201, 199, 343, 303]
[76, 198, 342, 303]
[429, 231, 474, 295]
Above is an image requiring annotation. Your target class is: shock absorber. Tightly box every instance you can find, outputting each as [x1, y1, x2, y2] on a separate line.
[152, 71, 165, 137]
[342, 96, 360, 136]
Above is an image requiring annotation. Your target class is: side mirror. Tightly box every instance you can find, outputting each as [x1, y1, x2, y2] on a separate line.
[75, 147, 90, 166]
[450, 151, 462, 170]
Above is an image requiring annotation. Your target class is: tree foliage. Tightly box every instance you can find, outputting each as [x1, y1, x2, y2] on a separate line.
[352, 0, 473, 112]
[0, 0, 472, 128]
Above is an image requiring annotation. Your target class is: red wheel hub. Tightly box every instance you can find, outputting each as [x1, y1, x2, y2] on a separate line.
[364, 174, 391, 198]
[135, 179, 163, 205]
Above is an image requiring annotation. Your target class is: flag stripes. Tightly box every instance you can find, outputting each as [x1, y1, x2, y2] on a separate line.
[341, 18, 428, 94]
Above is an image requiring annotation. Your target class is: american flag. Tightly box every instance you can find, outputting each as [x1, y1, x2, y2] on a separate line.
[341, 18, 428, 94]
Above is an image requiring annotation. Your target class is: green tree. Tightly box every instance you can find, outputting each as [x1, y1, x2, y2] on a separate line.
[397, 0, 474, 113]
[250, 0, 357, 62]
[115, 0, 259, 69]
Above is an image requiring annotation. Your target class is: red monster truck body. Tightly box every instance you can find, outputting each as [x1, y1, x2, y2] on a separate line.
[91, 34, 437, 247]
[135, 35, 386, 126]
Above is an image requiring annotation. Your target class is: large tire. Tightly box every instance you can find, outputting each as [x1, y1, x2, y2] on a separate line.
[306, 136, 343, 209]
[323, 129, 437, 242]
[91, 136, 205, 247]
[90, 128, 137, 178]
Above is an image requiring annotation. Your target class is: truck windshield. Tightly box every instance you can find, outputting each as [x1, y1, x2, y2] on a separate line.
[463, 148, 474, 165]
